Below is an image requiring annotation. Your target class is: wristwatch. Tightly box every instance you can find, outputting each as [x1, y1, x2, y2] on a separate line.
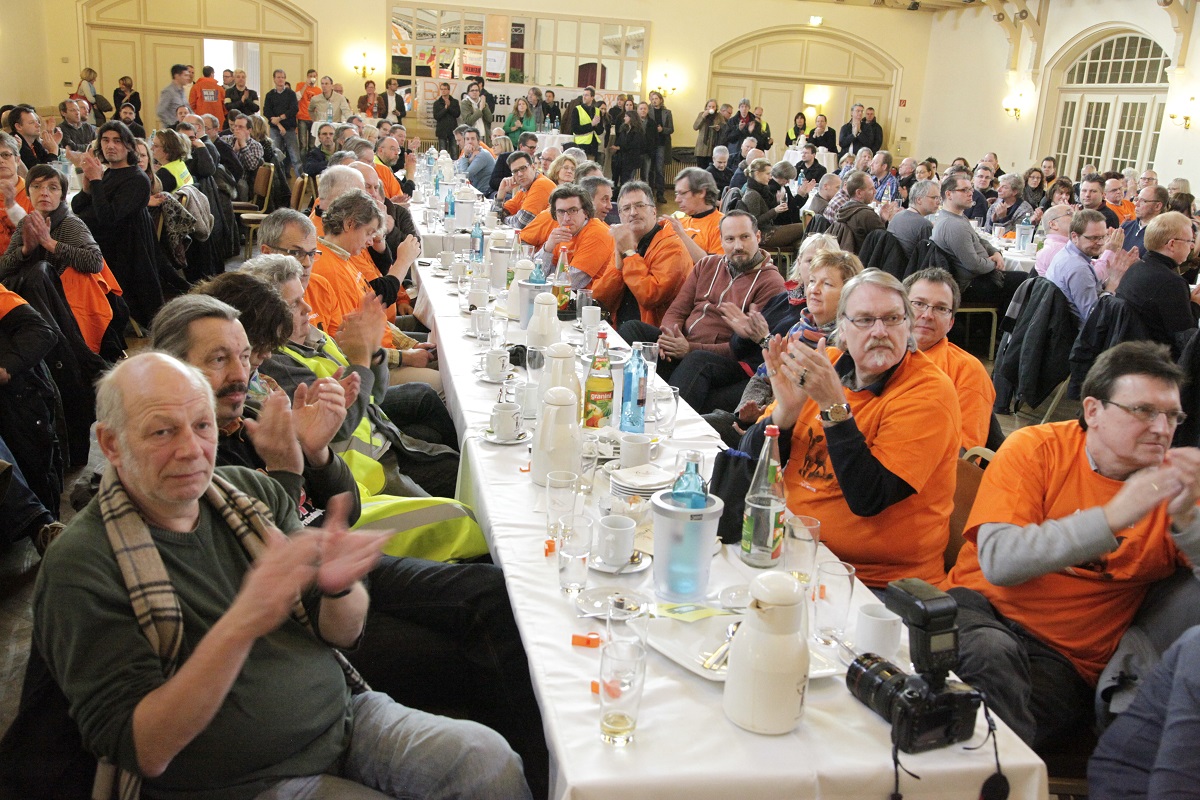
[820, 402, 851, 424]
[621, 248, 637, 259]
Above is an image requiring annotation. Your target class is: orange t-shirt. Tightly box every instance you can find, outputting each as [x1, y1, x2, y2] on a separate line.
[188, 77, 227, 125]
[503, 174, 555, 219]
[1107, 198, 1135, 226]
[304, 272, 336, 332]
[297, 83, 322, 122]
[920, 337, 995, 451]
[0, 180, 31, 255]
[679, 208, 724, 255]
[946, 421, 1186, 684]
[374, 161, 403, 199]
[591, 225, 693, 325]
[549, 218, 614, 285]
[309, 240, 373, 336]
[518, 210, 555, 250]
[0, 282, 29, 320]
[781, 348, 961, 588]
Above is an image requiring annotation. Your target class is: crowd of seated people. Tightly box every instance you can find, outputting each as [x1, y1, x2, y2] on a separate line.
[8, 59, 1200, 800]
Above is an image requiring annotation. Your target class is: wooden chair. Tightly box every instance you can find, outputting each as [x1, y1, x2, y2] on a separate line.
[289, 174, 314, 212]
[234, 164, 276, 258]
[955, 303, 999, 361]
[945, 448, 995, 572]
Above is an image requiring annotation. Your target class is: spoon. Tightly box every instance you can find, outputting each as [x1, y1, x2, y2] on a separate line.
[612, 550, 644, 575]
[702, 621, 742, 670]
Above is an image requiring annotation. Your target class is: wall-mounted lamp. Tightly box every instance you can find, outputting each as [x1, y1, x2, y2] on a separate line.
[652, 73, 677, 97]
[809, 15, 823, 25]
[353, 53, 377, 80]
[1170, 97, 1194, 129]
[1002, 92, 1024, 120]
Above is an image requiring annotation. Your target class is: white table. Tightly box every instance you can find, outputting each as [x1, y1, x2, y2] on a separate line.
[976, 229, 1038, 273]
[409, 252, 1049, 800]
[536, 133, 573, 153]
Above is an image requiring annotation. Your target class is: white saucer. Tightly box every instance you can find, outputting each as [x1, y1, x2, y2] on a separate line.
[590, 553, 652, 574]
[574, 587, 653, 617]
[481, 428, 532, 445]
[473, 368, 514, 384]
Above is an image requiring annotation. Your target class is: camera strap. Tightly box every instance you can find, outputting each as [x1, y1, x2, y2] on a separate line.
[888, 698, 1009, 800]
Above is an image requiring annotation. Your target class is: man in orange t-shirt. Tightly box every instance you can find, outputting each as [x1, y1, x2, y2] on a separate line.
[498, 151, 554, 229]
[535, 184, 614, 298]
[1105, 178, 1136, 225]
[295, 69, 322, 155]
[745, 270, 960, 589]
[944, 341, 1200, 748]
[904, 268, 995, 450]
[517, 209, 554, 250]
[664, 167, 724, 263]
[590, 181, 692, 326]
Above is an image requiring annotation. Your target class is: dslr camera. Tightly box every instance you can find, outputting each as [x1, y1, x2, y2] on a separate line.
[845, 578, 981, 753]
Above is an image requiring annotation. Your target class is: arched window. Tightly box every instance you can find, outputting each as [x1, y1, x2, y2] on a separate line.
[1052, 34, 1169, 176]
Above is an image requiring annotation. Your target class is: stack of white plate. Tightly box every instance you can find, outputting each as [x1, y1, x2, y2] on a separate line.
[609, 464, 673, 501]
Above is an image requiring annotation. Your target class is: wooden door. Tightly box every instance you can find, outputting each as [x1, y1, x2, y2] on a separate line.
[142, 32, 202, 127]
[753, 78, 803, 159]
[87, 29, 140, 101]
[259, 42, 314, 99]
[711, 76, 752, 111]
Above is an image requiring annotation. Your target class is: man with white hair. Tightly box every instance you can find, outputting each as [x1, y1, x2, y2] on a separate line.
[33, 351, 532, 800]
[984, 173, 1034, 234]
[888, 178, 940, 259]
[729, 146, 763, 193]
[537, 145, 562, 174]
[706, 145, 734, 194]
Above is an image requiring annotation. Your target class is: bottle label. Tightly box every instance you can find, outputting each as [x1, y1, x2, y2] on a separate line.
[584, 389, 613, 428]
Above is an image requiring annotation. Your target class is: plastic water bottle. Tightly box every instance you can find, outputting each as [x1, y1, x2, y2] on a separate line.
[471, 220, 484, 263]
[620, 344, 647, 433]
[325, 105, 332, 123]
[529, 258, 546, 284]
[671, 451, 707, 509]
[741, 425, 787, 568]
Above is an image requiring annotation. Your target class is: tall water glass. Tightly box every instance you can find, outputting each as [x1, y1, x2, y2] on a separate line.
[652, 386, 679, 439]
[598, 641, 647, 745]
[784, 517, 821, 585]
[545, 471, 579, 538]
[814, 561, 856, 646]
[557, 515, 594, 594]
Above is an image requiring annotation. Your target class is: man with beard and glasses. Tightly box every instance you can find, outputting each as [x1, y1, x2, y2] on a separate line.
[617, 210, 785, 380]
[742, 269, 960, 591]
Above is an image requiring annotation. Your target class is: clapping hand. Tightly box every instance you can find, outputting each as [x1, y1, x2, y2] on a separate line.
[243, 388, 304, 474]
[292, 377, 347, 465]
[657, 325, 690, 361]
[331, 366, 361, 408]
[81, 151, 105, 182]
[717, 301, 768, 341]
[313, 493, 386, 597]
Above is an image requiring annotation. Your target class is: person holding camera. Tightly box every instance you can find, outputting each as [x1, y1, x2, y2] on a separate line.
[944, 341, 1200, 749]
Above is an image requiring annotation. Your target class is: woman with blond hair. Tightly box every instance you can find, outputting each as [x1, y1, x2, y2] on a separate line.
[112, 75, 142, 126]
[76, 67, 111, 125]
[545, 153, 577, 186]
[503, 97, 536, 147]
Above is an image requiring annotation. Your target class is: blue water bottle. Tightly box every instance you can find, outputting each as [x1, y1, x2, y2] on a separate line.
[671, 451, 707, 509]
[620, 344, 647, 433]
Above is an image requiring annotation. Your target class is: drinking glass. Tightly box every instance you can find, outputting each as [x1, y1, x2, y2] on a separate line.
[640, 341, 659, 377]
[457, 275, 472, 313]
[652, 386, 680, 438]
[579, 432, 601, 494]
[606, 592, 650, 645]
[576, 288, 594, 321]
[545, 471, 579, 538]
[783, 517, 821, 585]
[814, 561, 856, 647]
[557, 515, 594, 595]
[524, 345, 548, 419]
[502, 378, 525, 406]
[489, 313, 509, 349]
[598, 640, 647, 745]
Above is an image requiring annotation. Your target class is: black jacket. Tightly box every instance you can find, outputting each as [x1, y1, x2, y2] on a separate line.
[1069, 293, 1149, 398]
[0, 301, 62, 515]
[1116, 250, 1199, 357]
[993, 277, 1078, 411]
[432, 96, 461, 139]
[858, 229, 908, 280]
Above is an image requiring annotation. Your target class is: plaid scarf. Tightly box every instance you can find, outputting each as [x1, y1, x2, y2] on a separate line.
[753, 308, 833, 379]
[92, 466, 367, 800]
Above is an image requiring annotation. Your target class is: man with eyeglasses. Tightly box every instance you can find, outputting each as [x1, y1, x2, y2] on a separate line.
[742, 269, 960, 591]
[945, 340, 1200, 749]
[903, 268, 994, 450]
[535, 184, 613, 294]
[589, 181, 691, 326]
[1138, 170, 1159, 190]
[1117, 211, 1200, 355]
[519, 173, 611, 251]
[1046, 210, 1137, 322]
[0, 133, 31, 254]
[497, 150, 555, 230]
[932, 172, 1030, 311]
[665, 166, 723, 263]
[1120, 184, 1167, 255]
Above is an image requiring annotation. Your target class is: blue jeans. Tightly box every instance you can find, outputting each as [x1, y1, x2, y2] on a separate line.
[651, 144, 669, 194]
[254, 691, 531, 799]
[271, 127, 301, 174]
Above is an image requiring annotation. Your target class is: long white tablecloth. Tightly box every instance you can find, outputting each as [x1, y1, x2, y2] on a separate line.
[406, 249, 1049, 799]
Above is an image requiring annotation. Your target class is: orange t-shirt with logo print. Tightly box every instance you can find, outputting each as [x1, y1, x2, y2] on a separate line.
[946, 421, 1187, 684]
[679, 208, 724, 255]
[780, 347, 961, 588]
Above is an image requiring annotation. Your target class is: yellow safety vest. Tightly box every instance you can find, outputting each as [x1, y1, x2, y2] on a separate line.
[161, 159, 192, 189]
[574, 104, 597, 146]
[277, 340, 488, 562]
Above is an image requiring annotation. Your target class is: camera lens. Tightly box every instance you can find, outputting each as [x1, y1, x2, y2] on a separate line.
[846, 654, 910, 722]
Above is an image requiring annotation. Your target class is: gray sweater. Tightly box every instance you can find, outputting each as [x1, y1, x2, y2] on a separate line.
[931, 209, 998, 286]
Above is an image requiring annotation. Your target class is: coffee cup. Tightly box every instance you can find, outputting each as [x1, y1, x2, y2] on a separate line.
[597, 515, 637, 566]
[438, 249, 455, 269]
[620, 433, 653, 469]
[479, 348, 509, 381]
[580, 305, 601, 328]
[490, 401, 523, 441]
[855, 605, 903, 661]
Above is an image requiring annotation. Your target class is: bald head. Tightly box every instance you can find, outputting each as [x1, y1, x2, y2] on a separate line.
[97, 352, 214, 439]
[350, 161, 385, 205]
[317, 164, 366, 208]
